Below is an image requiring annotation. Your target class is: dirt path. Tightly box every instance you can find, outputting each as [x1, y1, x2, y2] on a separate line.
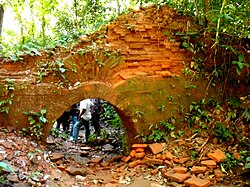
[0, 126, 249, 187]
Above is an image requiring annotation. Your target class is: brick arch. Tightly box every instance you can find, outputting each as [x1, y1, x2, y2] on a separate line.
[50, 82, 137, 146]
[0, 5, 209, 146]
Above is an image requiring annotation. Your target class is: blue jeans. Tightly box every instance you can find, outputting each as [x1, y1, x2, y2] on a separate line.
[70, 115, 78, 136]
[72, 118, 90, 141]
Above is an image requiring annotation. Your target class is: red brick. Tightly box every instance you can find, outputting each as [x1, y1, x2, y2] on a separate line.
[135, 152, 145, 159]
[207, 149, 226, 163]
[214, 169, 226, 179]
[173, 157, 179, 163]
[173, 166, 188, 174]
[135, 148, 144, 152]
[128, 160, 142, 168]
[190, 166, 207, 174]
[163, 170, 190, 183]
[124, 155, 131, 163]
[164, 151, 173, 161]
[179, 157, 189, 164]
[132, 144, 148, 148]
[200, 160, 217, 168]
[149, 143, 166, 155]
[142, 157, 164, 166]
[164, 160, 173, 167]
[184, 176, 211, 187]
[130, 150, 136, 157]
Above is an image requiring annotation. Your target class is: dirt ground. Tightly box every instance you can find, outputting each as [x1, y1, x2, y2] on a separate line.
[0, 122, 249, 187]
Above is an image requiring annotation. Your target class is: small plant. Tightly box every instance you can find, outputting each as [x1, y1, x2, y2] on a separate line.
[35, 59, 68, 83]
[135, 110, 144, 118]
[214, 122, 231, 143]
[0, 162, 14, 183]
[0, 162, 14, 173]
[168, 95, 175, 103]
[0, 79, 15, 114]
[148, 119, 176, 143]
[158, 105, 165, 111]
[100, 129, 108, 140]
[49, 128, 69, 139]
[185, 99, 212, 127]
[148, 129, 169, 142]
[245, 156, 250, 169]
[88, 134, 97, 143]
[190, 150, 197, 160]
[232, 54, 250, 75]
[23, 108, 48, 140]
[221, 152, 242, 172]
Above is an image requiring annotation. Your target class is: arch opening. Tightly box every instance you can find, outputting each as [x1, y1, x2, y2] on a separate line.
[48, 98, 128, 160]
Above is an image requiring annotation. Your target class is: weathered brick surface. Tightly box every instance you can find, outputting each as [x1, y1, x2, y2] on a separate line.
[200, 160, 217, 168]
[163, 170, 190, 183]
[149, 143, 166, 155]
[190, 166, 207, 174]
[0, 5, 211, 147]
[207, 149, 226, 163]
[184, 176, 211, 187]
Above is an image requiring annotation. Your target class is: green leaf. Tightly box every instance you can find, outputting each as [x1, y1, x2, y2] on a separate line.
[39, 116, 47, 123]
[28, 116, 36, 124]
[40, 108, 46, 115]
[245, 162, 250, 169]
[175, 31, 185, 36]
[170, 131, 176, 138]
[238, 55, 244, 62]
[182, 42, 189, 48]
[31, 48, 42, 56]
[0, 162, 14, 173]
[246, 157, 250, 162]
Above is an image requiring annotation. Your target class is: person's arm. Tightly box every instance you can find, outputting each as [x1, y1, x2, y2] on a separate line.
[78, 109, 86, 120]
[99, 104, 104, 115]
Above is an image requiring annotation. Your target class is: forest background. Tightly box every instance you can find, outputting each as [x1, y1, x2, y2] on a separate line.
[0, 0, 249, 63]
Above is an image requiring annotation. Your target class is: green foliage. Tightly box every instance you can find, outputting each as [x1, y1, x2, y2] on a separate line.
[101, 101, 122, 128]
[158, 105, 165, 111]
[0, 161, 14, 183]
[214, 122, 231, 143]
[35, 59, 68, 84]
[23, 108, 47, 140]
[221, 151, 249, 172]
[49, 128, 69, 139]
[245, 156, 250, 169]
[221, 153, 240, 171]
[185, 99, 212, 127]
[0, 79, 15, 114]
[232, 55, 250, 75]
[148, 118, 176, 142]
[0, 162, 14, 173]
[87, 134, 98, 143]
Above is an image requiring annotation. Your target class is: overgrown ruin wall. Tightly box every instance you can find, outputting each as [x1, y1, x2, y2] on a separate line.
[0, 5, 213, 146]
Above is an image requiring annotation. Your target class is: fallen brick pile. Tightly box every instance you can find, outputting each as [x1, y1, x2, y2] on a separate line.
[123, 142, 227, 187]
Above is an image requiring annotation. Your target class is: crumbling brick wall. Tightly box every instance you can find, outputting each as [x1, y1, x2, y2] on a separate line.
[0, 5, 208, 146]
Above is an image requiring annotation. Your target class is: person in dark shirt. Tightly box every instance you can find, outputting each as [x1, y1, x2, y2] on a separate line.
[91, 98, 103, 135]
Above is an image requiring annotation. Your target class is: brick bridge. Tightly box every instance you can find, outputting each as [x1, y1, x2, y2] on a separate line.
[0, 5, 208, 146]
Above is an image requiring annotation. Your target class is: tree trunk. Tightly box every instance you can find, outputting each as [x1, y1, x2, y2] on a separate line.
[203, 0, 209, 27]
[0, 5, 4, 37]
